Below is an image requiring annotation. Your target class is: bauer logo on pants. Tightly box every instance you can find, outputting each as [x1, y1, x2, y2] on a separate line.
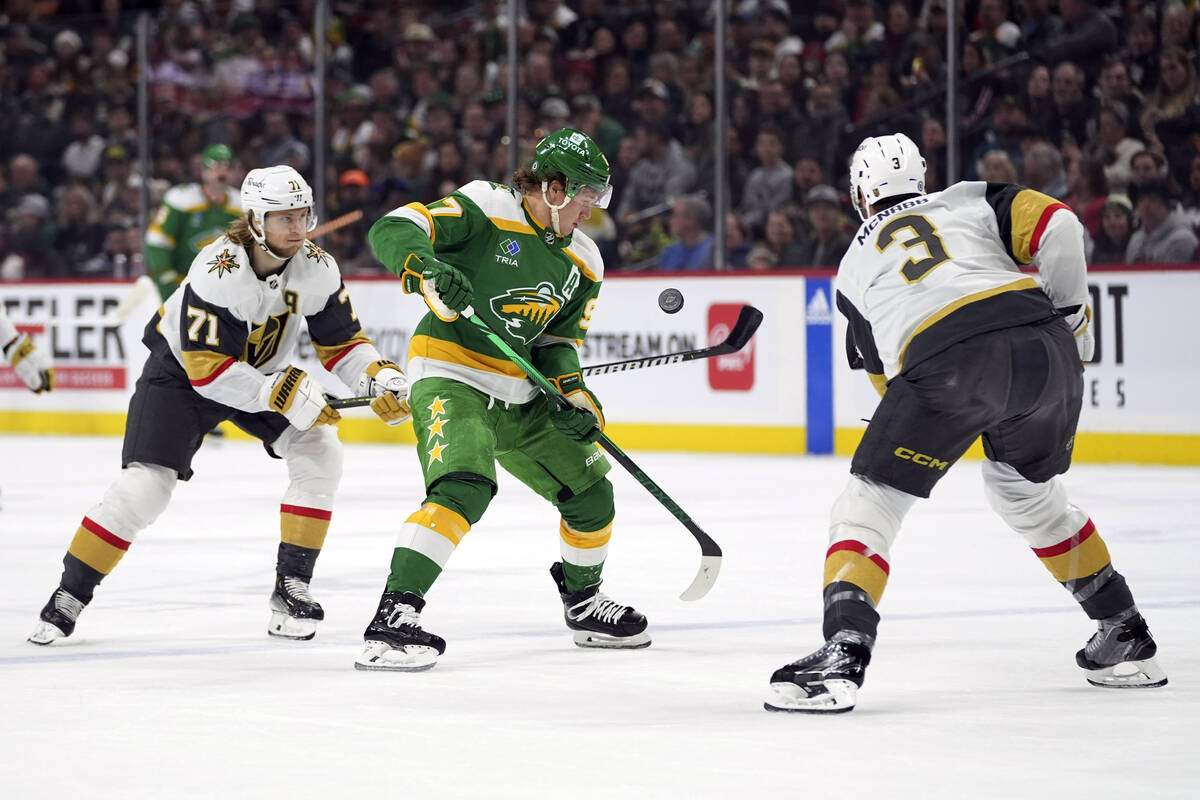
[708, 303, 755, 391]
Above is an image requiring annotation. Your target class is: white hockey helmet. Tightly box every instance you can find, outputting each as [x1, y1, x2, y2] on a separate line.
[240, 165, 317, 254]
[848, 133, 927, 221]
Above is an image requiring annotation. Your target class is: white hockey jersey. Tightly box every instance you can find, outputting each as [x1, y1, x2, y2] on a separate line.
[836, 181, 1089, 389]
[148, 235, 383, 412]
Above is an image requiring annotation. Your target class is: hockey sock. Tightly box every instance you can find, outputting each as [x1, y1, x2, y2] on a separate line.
[280, 504, 331, 559]
[386, 502, 471, 596]
[1030, 518, 1132, 617]
[821, 539, 889, 643]
[1065, 567, 1135, 620]
[557, 479, 615, 592]
[61, 517, 132, 603]
[822, 581, 881, 643]
[276, 542, 320, 581]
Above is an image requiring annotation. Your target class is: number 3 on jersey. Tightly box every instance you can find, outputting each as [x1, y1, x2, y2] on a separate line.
[875, 214, 951, 282]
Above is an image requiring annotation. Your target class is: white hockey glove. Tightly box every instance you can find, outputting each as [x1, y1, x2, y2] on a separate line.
[357, 359, 412, 426]
[3, 333, 54, 393]
[1060, 305, 1094, 362]
[259, 366, 341, 429]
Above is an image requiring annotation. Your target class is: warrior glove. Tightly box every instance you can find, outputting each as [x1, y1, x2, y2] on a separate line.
[402, 255, 472, 321]
[1060, 305, 1094, 363]
[358, 359, 412, 426]
[259, 366, 341, 429]
[3, 333, 54, 393]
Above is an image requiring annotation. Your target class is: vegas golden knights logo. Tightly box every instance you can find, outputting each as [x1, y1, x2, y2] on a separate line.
[245, 311, 291, 367]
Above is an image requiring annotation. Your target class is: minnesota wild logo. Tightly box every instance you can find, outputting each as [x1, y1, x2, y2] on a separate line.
[304, 241, 331, 266]
[490, 282, 563, 343]
[207, 248, 239, 277]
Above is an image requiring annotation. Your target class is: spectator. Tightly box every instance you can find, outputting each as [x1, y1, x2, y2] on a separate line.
[61, 107, 107, 181]
[1086, 104, 1144, 194]
[1125, 13, 1160, 94]
[761, 209, 807, 267]
[792, 157, 826, 202]
[54, 185, 107, 275]
[659, 195, 714, 272]
[1021, 141, 1068, 199]
[4, 194, 59, 278]
[796, 184, 853, 267]
[920, 117, 948, 192]
[1095, 58, 1145, 139]
[1, 155, 51, 211]
[572, 93, 624, 160]
[745, 243, 778, 271]
[1023, 65, 1057, 139]
[257, 111, 310, 172]
[1041, 0, 1118, 82]
[1088, 193, 1134, 265]
[793, 81, 850, 184]
[738, 127, 792, 235]
[615, 119, 696, 227]
[724, 212, 751, 270]
[1182, 153, 1200, 233]
[1064, 156, 1108, 237]
[979, 149, 1020, 183]
[1017, 0, 1064, 55]
[1141, 47, 1200, 178]
[1049, 61, 1093, 149]
[969, 0, 1021, 64]
[1126, 179, 1199, 264]
[1129, 149, 1171, 189]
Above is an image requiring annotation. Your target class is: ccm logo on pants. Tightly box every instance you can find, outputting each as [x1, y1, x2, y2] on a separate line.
[893, 447, 949, 470]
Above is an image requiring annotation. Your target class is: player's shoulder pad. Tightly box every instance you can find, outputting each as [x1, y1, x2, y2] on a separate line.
[456, 179, 523, 221]
[163, 183, 209, 211]
[564, 230, 604, 283]
[185, 237, 256, 314]
[290, 239, 344, 293]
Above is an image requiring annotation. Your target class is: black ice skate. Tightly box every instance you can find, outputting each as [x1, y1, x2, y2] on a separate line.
[764, 634, 872, 713]
[354, 591, 446, 672]
[550, 561, 651, 649]
[28, 586, 87, 645]
[1076, 612, 1167, 688]
[268, 575, 325, 640]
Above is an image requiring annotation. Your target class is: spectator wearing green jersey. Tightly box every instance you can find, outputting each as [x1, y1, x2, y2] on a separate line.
[143, 144, 241, 299]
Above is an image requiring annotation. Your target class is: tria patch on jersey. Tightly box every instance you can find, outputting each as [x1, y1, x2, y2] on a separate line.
[491, 282, 564, 342]
[207, 248, 240, 277]
[496, 238, 520, 266]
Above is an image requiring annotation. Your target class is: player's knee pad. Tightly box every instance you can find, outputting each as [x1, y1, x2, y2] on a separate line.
[427, 474, 494, 526]
[828, 474, 917, 560]
[981, 460, 1088, 547]
[88, 462, 177, 540]
[557, 478, 615, 533]
[275, 424, 343, 507]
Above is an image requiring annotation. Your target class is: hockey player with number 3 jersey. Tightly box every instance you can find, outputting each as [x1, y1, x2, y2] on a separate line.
[765, 133, 1167, 714]
[29, 165, 410, 646]
[354, 128, 649, 671]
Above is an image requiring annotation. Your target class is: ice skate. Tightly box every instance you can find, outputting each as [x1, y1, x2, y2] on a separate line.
[1076, 612, 1167, 688]
[268, 575, 325, 640]
[764, 635, 872, 713]
[550, 562, 650, 649]
[28, 586, 87, 645]
[354, 591, 446, 671]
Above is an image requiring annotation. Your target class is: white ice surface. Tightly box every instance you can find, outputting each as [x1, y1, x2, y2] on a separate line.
[1, 435, 1196, 799]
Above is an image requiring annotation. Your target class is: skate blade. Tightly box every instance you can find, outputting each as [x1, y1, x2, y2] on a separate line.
[1084, 656, 1168, 688]
[354, 641, 439, 672]
[763, 679, 857, 713]
[268, 611, 318, 641]
[572, 630, 651, 649]
[27, 621, 67, 646]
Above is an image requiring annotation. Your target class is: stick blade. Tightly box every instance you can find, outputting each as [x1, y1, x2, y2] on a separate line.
[678, 555, 722, 602]
[725, 305, 764, 351]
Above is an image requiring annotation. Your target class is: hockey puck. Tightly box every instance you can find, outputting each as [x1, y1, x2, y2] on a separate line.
[658, 287, 685, 314]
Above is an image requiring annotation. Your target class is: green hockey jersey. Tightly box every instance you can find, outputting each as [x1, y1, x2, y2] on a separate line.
[144, 183, 242, 299]
[368, 179, 605, 405]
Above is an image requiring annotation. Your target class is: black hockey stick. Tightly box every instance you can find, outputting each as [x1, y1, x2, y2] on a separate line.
[326, 304, 763, 410]
[460, 304, 722, 601]
[584, 303, 762, 376]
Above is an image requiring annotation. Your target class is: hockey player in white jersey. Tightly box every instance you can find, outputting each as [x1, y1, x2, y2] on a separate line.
[29, 166, 411, 645]
[765, 133, 1167, 713]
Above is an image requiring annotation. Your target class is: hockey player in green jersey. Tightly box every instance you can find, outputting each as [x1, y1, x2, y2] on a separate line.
[356, 127, 650, 671]
[144, 143, 242, 300]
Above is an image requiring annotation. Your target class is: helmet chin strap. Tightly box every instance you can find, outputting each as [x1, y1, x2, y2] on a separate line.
[541, 180, 570, 237]
[250, 212, 291, 261]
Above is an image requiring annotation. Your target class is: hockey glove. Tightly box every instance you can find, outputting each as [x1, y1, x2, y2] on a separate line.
[259, 366, 341, 430]
[547, 372, 604, 443]
[1059, 305, 1094, 362]
[401, 255, 472, 321]
[3, 333, 54, 393]
[357, 359, 412, 426]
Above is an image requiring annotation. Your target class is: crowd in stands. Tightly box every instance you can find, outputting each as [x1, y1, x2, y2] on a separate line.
[2, 0, 1200, 279]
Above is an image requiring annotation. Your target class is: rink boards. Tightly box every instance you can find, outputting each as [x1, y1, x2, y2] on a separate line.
[2, 268, 1198, 465]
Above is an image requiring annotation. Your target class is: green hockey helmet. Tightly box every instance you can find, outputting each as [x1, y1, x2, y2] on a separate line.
[202, 143, 234, 167]
[529, 128, 612, 209]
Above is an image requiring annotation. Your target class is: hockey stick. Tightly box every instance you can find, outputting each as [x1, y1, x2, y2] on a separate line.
[309, 209, 363, 239]
[458, 305, 721, 601]
[326, 304, 763, 409]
